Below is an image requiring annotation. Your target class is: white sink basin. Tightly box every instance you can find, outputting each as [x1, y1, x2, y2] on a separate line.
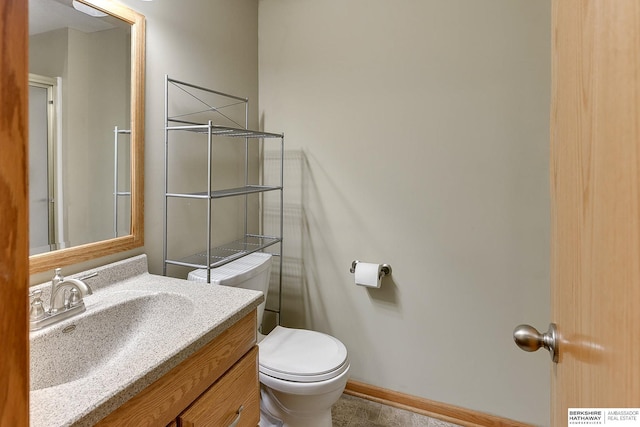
[30, 290, 195, 391]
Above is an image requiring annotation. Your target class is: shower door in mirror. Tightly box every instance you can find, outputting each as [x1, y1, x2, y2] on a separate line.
[28, 75, 60, 255]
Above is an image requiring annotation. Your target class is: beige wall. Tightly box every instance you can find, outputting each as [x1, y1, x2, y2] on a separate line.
[258, 0, 550, 425]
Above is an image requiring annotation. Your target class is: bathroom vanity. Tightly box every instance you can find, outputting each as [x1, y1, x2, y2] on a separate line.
[29, 255, 262, 427]
[98, 312, 259, 426]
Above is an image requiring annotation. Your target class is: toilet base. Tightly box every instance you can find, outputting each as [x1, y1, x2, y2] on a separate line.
[259, 404, 283, 427]
[259, 385, 335, 427]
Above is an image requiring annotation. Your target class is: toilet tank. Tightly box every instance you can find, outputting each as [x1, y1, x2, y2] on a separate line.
[187, 252, 272, 325]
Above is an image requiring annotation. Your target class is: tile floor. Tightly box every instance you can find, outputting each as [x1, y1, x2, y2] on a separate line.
[331, 394, 463, 427]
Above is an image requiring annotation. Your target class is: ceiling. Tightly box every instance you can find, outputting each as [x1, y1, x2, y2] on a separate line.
[29, 0, 116, 35]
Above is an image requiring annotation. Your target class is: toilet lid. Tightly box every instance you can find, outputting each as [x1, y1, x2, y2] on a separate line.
[258, 326, 349, 382]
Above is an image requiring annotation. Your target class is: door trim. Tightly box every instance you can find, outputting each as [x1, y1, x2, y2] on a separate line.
[0, 0, 30, 425]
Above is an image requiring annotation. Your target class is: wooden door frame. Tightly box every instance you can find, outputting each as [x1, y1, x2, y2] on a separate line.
[0, 0, 30, 425]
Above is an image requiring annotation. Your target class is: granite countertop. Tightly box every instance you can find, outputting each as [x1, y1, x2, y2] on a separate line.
[29, 255, 263, 427]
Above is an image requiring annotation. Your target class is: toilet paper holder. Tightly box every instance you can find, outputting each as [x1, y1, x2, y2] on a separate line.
[349, 260, 392, 279]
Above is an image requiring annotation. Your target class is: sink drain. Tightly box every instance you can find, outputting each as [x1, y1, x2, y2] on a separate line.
[62, 325, 76, 334]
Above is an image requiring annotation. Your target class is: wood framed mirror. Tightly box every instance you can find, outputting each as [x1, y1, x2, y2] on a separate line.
[29, 0, 144, 275]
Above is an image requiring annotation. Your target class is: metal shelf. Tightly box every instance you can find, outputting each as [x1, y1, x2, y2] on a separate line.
[165, 235, 282, 269]
[166, 185, 282, 200]
[167, 120, 283, 139]
[163, 75, 285, 328]
[114, 126, 131, 238]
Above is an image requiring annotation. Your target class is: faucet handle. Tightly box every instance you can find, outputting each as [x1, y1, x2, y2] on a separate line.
[68, 288, 84, 307]
[29, 290, 46, 321]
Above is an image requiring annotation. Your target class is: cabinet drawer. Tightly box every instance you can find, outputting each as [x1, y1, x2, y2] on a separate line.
[179, 346, 259, 427]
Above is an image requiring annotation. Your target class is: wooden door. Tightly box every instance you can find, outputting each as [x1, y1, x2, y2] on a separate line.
[0, 0, 30, 426]
[551, 0, 640, 425]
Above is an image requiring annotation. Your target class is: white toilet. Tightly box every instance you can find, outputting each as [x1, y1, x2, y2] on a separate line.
[188, 253, 350, 427]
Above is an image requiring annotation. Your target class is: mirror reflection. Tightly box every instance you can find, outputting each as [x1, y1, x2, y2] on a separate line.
[28, 0, 132, 256]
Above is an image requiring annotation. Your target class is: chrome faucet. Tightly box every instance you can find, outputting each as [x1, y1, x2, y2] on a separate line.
[50, 278, 93, 313]
[29, 269, 95, 331]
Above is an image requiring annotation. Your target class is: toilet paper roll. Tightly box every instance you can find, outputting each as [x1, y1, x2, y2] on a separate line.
[354, 262, 382, 288]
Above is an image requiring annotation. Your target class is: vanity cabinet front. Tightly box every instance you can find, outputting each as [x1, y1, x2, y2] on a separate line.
[96, 311, 259, 427]
[178, 346, 259, 426]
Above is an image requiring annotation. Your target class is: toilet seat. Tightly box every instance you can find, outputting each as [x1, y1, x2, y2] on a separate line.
[258, 326, 349, 383]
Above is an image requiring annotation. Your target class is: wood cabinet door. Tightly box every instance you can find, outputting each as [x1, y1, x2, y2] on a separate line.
[179, 346, 260, 427]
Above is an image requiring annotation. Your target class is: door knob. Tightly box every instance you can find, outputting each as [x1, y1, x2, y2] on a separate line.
[513, 323, 558, 363]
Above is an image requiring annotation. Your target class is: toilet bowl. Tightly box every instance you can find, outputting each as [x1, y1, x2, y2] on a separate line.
[188, 253, 350, 427]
